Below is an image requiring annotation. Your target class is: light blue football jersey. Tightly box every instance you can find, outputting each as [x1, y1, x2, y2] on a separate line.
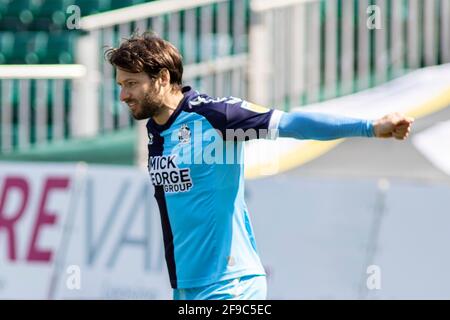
[146, 86, 281, 289]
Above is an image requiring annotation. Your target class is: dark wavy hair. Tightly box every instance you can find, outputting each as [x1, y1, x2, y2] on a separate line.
[105, 31, 183, 90]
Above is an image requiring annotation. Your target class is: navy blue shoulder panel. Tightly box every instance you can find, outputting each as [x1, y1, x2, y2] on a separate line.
[184, 93, 274, 140]
[146, 87, 274, 140]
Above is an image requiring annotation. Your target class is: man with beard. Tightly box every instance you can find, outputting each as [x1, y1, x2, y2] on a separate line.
[105, 32, 413, 300]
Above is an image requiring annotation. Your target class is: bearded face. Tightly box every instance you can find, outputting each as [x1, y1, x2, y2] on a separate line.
[116, 69, 164, 120]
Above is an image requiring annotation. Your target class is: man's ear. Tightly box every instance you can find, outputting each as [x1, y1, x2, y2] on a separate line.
[158, 68, 170, 87]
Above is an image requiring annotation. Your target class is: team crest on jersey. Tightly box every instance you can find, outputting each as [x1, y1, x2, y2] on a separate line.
[148, 132, 154, 145]
[178, 124, 191, 144]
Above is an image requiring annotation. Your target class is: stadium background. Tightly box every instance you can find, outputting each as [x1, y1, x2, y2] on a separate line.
[0, 0, 449, 299]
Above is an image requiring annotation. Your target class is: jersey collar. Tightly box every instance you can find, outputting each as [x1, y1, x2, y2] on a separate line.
[147, 86, 196, 133]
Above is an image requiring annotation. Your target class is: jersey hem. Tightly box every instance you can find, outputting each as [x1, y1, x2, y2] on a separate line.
[172, 268, 267, 289]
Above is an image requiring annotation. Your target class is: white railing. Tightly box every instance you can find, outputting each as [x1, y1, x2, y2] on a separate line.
[0, 65, 86, 154]
[249, 0, 450, 109]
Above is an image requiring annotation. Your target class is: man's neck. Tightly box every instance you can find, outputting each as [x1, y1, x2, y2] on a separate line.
[153, 89, 185, 125]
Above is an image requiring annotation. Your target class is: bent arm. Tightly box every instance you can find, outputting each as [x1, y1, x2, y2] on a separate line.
[277, 111, 375, 140]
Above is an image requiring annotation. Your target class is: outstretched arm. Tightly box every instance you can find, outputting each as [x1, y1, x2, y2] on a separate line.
[277, 111, 413, 141]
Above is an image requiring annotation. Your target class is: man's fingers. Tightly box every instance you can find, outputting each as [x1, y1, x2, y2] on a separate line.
[396, 119, 411, 126]
[395, 122, 410, 128]
[375, 113, 414, 139]
[394, 124, 411, 133]
[393, 117, 414, 136]
[393, 126, 411, 139]
[393, 118, 411, 136]
[392, 117, 414, 126]
[386, 112, 414, 125]
[394, 125, 410, 133]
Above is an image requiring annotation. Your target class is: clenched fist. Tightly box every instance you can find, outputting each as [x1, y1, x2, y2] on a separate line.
[373, 112, 414, 140]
